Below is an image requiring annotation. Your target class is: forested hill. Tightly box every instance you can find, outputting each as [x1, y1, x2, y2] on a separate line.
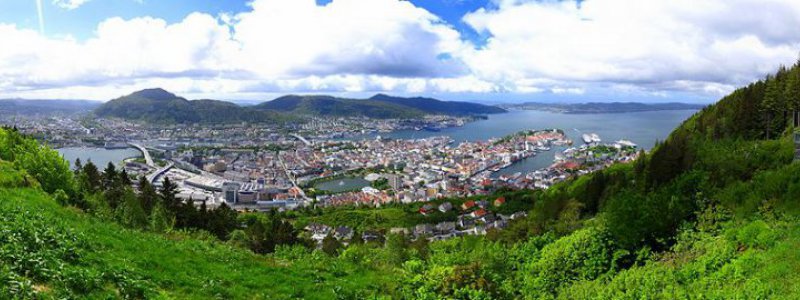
[94, 88, 293, 124]
[368, 93, 507, 115]
[0, 99, 100, 115]
[3, 62, 800, 298]
[252, 94, 427, 119]
[95, 89, 505, 123]
[253, 94, 505, 118]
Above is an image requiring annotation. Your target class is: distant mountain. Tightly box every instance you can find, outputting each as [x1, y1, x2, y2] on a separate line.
[95, 89, 507, 123]
[94, 88, 291, 124]
[254, 94, 505, 118]
[253, 95, 426, 119]
[500, 102, 707, 114]
[369, 94, 506, 115]
[0, 99, 101, 115]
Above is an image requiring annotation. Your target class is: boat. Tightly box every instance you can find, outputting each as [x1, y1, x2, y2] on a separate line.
[582, 133, 602, 144]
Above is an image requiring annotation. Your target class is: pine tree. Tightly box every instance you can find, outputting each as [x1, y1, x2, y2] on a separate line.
[119, 169, 132, 186]
[321, 233, 342, 256]
[102, 162, 118, 190]
[159, 177, 180, 214]
[137, 176, 158, 215]
[209, 203, 239, 240]
[81, 161, 102, 193]
[785, 66, 800, 127]
[762, 77, 784, 139]
[74, 158, 83, 175]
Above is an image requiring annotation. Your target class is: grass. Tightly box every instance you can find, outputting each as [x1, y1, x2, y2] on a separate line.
[0, 161, 388, 299]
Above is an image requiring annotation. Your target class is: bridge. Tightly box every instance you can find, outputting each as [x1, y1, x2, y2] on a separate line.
[128, 142, 155, 167]
[289, 134, 312, 146]
[146, 162, 174, 185]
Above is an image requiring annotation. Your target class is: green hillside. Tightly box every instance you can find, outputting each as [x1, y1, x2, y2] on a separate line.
[94, 89, 293, 124]
[368, 94, 507, 115]
[253, 95, 427, 119]
[95, 89, 503, 122]
[3, 61, 800, 299]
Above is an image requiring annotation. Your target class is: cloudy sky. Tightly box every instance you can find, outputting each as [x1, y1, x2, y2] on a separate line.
[1, 0, 799, 103]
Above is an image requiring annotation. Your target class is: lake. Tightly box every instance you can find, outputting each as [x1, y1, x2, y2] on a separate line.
[57, 147, 142, 169]
[314, 176, 370, 193]
[358, 109, 699, 177]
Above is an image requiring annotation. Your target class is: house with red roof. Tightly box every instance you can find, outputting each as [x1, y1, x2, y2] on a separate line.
[494, 197, 506, 207]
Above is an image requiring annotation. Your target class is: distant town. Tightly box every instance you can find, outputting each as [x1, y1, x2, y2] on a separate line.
[5, 106, 642, 242]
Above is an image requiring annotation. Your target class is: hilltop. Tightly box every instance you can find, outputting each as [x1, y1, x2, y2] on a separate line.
[253, 94, 504, 118]
[3, 62, 800, 298]
[94, 88, 293, 124]
[0, 99, 101, 115]
[252, 94, 427, 119]
[95, 89, 505, 123]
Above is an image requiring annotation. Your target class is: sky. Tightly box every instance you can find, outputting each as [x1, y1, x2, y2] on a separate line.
[1, 0, 799, 103]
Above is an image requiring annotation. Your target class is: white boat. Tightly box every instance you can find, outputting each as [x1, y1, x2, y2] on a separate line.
[582, 133, 602, 144]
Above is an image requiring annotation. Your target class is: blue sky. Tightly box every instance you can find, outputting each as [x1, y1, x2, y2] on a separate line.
[0, 0, 798, 102]
[1, 0, 491, 43]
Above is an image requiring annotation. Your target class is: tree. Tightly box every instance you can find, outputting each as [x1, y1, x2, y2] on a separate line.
[117, 188, 147, 229]
[102, 162, 118, 190]
[137, 176, 158, 215]
[385, 233, 409, 265]
[73, 158, 83, 175]
[350, 229, 364, 245]
[208, 203, 239, 240]
[119, 169, 132, 186]
[149, 202, 174, 233]
[80, 161, 102, 193]
[159, 177, 180, 214]
[784, 66, 800, 127]
[762, 77, 784, 139]
[409, 236, 430, 259]
[321, 233, 342, 256]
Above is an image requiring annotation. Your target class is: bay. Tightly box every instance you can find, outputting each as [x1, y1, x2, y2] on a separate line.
[57, 147, 142, 169]
[359, 109, 699, 177]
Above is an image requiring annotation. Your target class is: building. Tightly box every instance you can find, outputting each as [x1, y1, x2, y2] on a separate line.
[237, 190, 257, 204]
[438, 202, 453, 213]
[222, 182, 241, 204]
[494, 197, 506, 207]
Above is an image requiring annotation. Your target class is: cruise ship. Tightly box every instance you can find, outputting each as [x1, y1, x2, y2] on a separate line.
[581, 133, 601, 144]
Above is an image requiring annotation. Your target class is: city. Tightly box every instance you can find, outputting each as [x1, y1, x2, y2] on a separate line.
[1, 0, 798, 298]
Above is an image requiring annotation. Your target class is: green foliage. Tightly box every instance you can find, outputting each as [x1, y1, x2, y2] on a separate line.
[322, 233, 343, 256]
[521, 226, 617, 298]
[94, 88, 295, 124]
[0, 128, 76, 196]
[254, 95, 428, 119]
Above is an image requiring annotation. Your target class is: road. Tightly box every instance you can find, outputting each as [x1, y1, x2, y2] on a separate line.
[289, 134, 312, 146]
[278, 152, 311, 201]
[146, 162, 174, 185]
[128, 142, 155, 167]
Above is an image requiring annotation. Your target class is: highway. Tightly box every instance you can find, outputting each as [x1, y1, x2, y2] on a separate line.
[128, 142, 155, 167]
[289, 134, 312, 146]
[146, 162, 174, 185]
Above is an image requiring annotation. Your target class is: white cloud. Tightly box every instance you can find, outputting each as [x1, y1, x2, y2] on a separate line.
[53, 0, 91, 10]
[460, 0, 800, 96]
[3, 0, 800, 100]
[232, 0, 467, 78]
[1, 0, 477, 100]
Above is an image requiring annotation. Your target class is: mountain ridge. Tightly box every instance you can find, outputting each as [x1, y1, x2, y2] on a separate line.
[94, 89, 506, 123]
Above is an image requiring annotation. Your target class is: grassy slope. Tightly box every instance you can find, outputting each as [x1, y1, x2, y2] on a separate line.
[0, 161, 386, 299]
[556, 163, 800, 299]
